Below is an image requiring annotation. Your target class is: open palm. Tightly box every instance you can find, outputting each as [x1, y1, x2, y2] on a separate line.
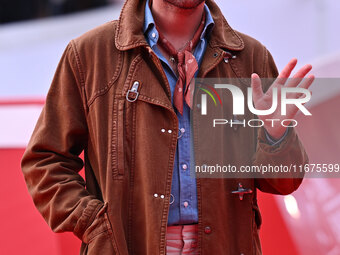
[251, 58, 315, 139]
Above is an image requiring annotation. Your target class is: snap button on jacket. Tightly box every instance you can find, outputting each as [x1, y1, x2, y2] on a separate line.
[21, 0, 308, 254]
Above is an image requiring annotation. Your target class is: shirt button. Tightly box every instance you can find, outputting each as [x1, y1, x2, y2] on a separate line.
[183, 201, 189, 207]
[204, 226, 212, 234]
[182, 164, 188, 170]
[152, 32, 156, 38]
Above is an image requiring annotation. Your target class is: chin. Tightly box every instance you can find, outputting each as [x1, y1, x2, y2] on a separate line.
[163, 0, 205, 9]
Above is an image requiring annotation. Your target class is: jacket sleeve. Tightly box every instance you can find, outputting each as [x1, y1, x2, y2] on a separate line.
[253, 48, 308, 195]
[21, 41, 104, 240]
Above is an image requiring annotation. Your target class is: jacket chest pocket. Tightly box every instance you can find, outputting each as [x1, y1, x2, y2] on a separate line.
[111, 97, 136, 179]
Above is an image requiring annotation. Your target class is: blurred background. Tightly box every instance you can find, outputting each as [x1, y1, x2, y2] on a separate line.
[0, 0, 339, 254]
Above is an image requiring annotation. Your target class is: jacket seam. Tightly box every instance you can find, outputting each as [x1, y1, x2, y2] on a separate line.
[87, 50, 124, 107]
[192, 108, 203, 255]
[138, 95, 173, 109]
[229, 58, 248, 82]
[111, 95, 120, 180]
[159, 113, 178, 255]
[115, 0, 148, 50]
[115, 0, 130, 49]
[228, 54, 251, 86]
[104, 211, 120, 254]
[121, 54, 143, 97]
[69, 40, 89, 114]
[111, 54, 142, 181]
[222, 18, 244, 49]
[127, 101, 137, 254]
[70, 40, 86, 88]
[209, 18, 244, 50]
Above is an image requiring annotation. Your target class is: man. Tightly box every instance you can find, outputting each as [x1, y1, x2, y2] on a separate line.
[21, 0, 313, 254]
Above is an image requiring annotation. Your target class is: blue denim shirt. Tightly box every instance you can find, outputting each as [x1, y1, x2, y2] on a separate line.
[143, 0, 215, 225]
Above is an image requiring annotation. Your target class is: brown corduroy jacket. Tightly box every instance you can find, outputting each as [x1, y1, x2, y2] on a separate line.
[21, 0, 308, 254]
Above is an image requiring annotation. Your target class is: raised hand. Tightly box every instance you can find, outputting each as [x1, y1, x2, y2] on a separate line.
[250, 58, 315, 140]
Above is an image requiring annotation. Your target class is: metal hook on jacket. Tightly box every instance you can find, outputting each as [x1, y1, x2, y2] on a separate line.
[126, 81, 140, 102]
[223, 51, 237, 63]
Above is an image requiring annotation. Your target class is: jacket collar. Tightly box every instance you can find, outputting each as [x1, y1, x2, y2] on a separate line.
[115, 0, 244, 52]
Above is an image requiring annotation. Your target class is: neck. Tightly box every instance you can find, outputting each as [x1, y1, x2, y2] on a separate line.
[151, 0, 205, 51]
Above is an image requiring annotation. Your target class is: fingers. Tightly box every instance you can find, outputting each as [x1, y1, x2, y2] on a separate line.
[299, 74, 315, 90]
[251, 73, 264, 102]
[286, 64, 313, 88]
[276, 58, 298, 86]
[291, 75, 315, 99]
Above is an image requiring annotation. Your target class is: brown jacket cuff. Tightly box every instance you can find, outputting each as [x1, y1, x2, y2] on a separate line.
[74, 199, 104, 240]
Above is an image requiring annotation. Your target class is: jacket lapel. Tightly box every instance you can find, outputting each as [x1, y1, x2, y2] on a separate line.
[115, 0, 148, 51]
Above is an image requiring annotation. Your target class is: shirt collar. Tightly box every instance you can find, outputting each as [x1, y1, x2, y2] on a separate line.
[143, 0, 215, 48]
